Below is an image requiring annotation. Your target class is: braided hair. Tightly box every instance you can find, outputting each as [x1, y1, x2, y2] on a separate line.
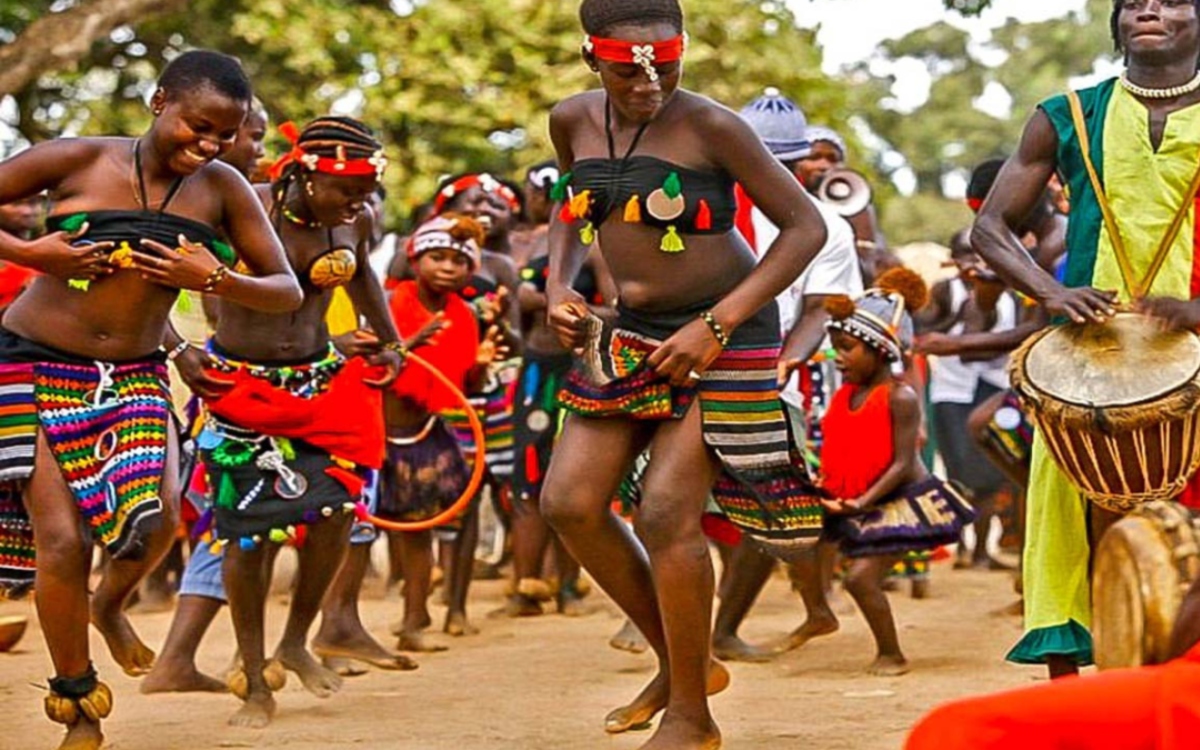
[1110, 0, 1200, 52]
[158, 49, 252, 103]
[270, 115, 383, 213]
[579, 0, 683, 36]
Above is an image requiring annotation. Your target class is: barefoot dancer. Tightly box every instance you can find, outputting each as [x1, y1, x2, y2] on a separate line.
[380, 213, 502, 652]
[541, 2, 829, 746]
[710, 87, 862, 663]
[818, 270, 975, 676]
[141, 102, 269, 696]
[0, 50, 301, 750]
[173, 117, 404, 728]
[427, 173, 523, 637]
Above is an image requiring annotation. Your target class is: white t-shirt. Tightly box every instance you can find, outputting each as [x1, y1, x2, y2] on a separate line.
[752, 197, 862, 408]
[928, 278, 1017, 403]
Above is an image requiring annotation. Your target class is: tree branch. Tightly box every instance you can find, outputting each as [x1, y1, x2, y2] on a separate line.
[0, 0, 187, 96]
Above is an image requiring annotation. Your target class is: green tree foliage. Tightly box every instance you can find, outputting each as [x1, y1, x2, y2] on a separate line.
[1, 0, 845, 225]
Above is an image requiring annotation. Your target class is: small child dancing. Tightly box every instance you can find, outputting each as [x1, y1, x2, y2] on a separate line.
[819, 268, 975, 675]
[381, 213, 504, 652]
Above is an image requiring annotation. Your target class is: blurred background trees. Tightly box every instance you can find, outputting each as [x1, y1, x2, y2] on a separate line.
[0, 0, 1115, 242]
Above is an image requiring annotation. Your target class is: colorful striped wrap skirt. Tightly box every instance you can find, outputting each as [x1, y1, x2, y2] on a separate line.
[0, 329, 171, 597]
[560, 301, 824, 558]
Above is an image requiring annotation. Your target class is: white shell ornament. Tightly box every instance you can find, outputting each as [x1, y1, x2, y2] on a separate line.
[646, 189, 685, 221]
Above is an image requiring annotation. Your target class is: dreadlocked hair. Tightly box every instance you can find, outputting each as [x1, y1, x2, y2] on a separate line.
[271, 115, 383, 209]
[875, 267, 929, 313]
[436, 212, 487, 247]
[580, 0, 684, 36]
[158, 50, 252, 104]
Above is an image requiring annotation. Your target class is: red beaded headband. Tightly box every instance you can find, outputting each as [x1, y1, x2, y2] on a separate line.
[433, 173, 521, 214]
[583, 34, 686, 82]
[267, 121, 388, 181]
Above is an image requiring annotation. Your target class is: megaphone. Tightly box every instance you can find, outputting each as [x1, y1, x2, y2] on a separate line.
[815, 168, 872, 218]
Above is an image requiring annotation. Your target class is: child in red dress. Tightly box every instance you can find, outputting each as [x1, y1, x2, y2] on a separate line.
[819, 268, 975, 675]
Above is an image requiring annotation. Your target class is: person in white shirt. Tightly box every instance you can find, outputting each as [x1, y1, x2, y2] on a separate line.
[711, 89, 863, 662]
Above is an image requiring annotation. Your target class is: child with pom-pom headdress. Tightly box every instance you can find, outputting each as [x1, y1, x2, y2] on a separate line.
[813, 265, 975, 676]
[824, 267, 929, 369]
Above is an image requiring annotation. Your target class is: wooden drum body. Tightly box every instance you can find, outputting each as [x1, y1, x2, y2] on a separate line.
[1093, 501, 1200, 669]
[1010, 313, 1200, 512]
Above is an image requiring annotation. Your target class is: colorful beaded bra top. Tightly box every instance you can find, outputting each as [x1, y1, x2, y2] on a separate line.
[552, 100, 736, 253]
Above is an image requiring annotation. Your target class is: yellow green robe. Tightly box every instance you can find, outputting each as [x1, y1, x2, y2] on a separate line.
[1012, 80, 1200, 665]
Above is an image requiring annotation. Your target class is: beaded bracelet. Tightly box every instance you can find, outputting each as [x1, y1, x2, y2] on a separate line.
[202, 265, 229, 292]
[384, 340, 410, 359]
[699, 311, 730, 348]
[165, 340, 191, 362]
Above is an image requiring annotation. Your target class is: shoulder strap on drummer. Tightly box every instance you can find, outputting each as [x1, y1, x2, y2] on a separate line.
[1066, 90, 1137, 298]
[1067, 89, 1200, 299]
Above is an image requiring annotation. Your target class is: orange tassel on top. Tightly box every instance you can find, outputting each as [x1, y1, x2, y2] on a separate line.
[695, 199, 712, 231]
[624, 195, 642, 222]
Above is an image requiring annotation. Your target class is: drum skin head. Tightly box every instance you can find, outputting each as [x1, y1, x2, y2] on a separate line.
[1093, 502, 1197, 669]
[1025, 313, 1200, 407]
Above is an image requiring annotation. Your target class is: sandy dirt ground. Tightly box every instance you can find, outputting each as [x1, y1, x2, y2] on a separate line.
[0, 554, 1044, 750]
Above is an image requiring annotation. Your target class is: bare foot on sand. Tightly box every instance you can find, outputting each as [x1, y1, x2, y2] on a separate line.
[141, 659, 227, 694]
[57, 719, 103, 750]
[397, 631, 448, 653]
[91, 605, 155, 676]
[443, 611, 478, 636]
[609, 619, 649, 654]
[275, 646, 342, 698]
[868, 654, 910, 676]
[712, 634, 777, 663]
[229, 693, 276, 729]
[312, 639, 419, 672]
[390, 612, 433, 637]
[636, 712, 721, 750]
[605, 662, 730, 734]
[488, 594, 543, 618]
[320, 656, 368, 677]
[769, 616, 839, 655]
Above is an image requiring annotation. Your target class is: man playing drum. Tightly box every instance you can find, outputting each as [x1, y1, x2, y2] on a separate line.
[973, 0, 1200, 679]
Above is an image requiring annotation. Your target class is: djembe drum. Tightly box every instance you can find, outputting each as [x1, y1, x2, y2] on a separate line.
[1092, 500, 1200, 669]
[1009, 312, 1200, 513]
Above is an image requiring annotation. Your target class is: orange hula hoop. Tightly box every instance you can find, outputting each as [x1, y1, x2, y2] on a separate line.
[362, 351, 487, 532]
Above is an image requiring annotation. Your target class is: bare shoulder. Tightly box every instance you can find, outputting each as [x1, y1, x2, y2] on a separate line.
[683, 92, 746, 134]
[484, 249, 518, 276]
[889, 380, 921, 411]
[550, 90, 601, 126]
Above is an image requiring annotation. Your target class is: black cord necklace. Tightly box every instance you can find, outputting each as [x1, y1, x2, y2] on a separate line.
[132, 139, 186, 212]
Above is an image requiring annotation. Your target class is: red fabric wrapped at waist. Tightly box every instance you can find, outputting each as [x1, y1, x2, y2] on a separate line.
[204, 356, 385, 469]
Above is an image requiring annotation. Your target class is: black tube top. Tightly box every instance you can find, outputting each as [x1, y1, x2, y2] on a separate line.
[47, 210, 236, 267]
[568, 156, 735, 234]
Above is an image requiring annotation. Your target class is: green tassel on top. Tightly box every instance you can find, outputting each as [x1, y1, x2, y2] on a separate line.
[549, 172, 573, 202]
[175, 291, 193, 314]
[662, 172, 683, 199]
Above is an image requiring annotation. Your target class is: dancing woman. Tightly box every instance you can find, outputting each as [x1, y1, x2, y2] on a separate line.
[171, 116, 404, 728]
[0, 50, 300, 750]
[540, 2, 829, 748]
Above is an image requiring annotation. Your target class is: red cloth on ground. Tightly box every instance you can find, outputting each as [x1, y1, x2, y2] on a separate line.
[905, 643, 1200, 750]
[820, 383, 894, 499]
[204, 357, 385, 469]
[387, 280, 479, 413]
